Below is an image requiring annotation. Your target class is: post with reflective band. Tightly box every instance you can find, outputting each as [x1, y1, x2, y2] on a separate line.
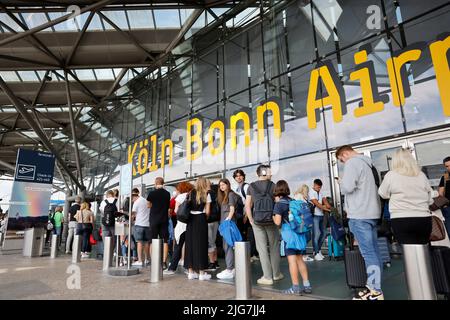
[103, 236, 113, 271]
[50, 234, 58, 259]
[71, 235, 82, 263]
[235, 241, 252, 299]
[150, 238, 163, 283]
[402, 244, 437, 300]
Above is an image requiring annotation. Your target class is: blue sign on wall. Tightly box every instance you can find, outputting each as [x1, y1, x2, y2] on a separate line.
[14, 149, 55, 184]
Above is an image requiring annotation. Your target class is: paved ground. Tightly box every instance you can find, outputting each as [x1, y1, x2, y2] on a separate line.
[0, 252, 318, 300]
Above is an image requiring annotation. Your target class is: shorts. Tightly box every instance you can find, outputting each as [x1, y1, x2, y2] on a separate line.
[285, 242, 306, 256]
[150, 219, 169, 243]
[134, 225, 151, 243]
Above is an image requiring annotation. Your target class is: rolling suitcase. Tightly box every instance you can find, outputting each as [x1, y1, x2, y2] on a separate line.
[328, 234, 344, 260]
[344, 246, 367, 289]
[343, 231, 367, 289]
[377, 237, 391, 268]
[430, 246, 450, 299]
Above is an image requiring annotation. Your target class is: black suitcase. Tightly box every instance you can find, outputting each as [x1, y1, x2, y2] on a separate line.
[430, 246, 450, 299]
[344, 247, 367, 289]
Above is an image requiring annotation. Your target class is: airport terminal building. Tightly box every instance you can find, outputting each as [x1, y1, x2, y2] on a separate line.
[0, 0, 449, 302]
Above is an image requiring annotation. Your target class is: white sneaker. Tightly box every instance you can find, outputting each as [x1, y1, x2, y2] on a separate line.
[199, 273, 212, 281]
[178, 260, 184, 266]
[303, 255, 314, 262]
[314, 253, 324, 261]
[163, 269, 176, 276]
[217, 269, 235, 280]
[318, 252, 325, 259]
[250, 256, 260, 262]
[257, 277, 273, 285]
[273, 273, 284, 281]
[132, 260, 143, 267]
[188, 272, 199, 280]
[144, 259, 150, 267]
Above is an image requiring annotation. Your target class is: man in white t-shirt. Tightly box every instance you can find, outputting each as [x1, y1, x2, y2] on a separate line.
[131, 192, 151, 267]
[309, 179, 331, 261]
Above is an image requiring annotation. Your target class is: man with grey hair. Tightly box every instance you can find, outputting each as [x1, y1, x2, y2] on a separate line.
[65, 196, 81, 254]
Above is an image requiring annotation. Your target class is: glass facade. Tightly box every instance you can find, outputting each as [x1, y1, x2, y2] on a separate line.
[106, 0, 449, 195]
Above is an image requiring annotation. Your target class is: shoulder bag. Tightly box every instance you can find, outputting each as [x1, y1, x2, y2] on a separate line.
[430, 215, 446, 242]
[176, 193, 191, 224]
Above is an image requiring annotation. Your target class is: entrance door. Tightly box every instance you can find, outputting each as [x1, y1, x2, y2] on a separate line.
[329, 128, 450, 212]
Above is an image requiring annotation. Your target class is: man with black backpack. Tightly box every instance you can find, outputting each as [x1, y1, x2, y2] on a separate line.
[245, 164, 283, 285]
[233, 169, 259, 262]
[336, 145, 383, 300]
[99, 190, 119, 247]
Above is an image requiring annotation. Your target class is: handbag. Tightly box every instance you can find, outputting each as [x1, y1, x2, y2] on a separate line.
[429, 196, 450, 211]
[89, 234, 97, 245]
[430, 215, 446, 242]
[176, 193, 191, 224]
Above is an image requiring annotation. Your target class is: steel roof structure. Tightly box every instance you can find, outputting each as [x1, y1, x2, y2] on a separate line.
[0, 0, 263, 195]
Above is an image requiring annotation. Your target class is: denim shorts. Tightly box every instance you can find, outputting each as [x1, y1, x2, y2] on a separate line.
[285, 242, 306, 256]
[134, 225, 151, 242]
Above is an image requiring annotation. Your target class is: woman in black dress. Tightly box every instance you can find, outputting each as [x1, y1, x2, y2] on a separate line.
[184, 177, 211, 280]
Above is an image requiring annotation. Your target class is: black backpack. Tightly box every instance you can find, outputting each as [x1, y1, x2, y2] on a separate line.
[235, 193, 245, 219]
[252, 181, 275, 225]
[102, 199, 118, 227]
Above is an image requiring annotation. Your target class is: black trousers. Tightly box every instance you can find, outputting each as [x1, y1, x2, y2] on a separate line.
[168, 232, 185, 271]
[236, 218, 258, 257]
[391, 216, 432, 245]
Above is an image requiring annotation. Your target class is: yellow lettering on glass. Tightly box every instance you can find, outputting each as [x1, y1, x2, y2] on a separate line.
[350, 50, 385, 117]
[149, 135, 158, 172]
[161, 138, 173, 168]
[208, 120, 225, 156]
[230, 111, 251, 150]
[187, 118, 203, 161]
[137, 140, 148, 175]
[307, 64, 343, 129]
[257, 101, 282, 143]
[386, 49, 422, 107]
[430, 35, 450, 116]
[127, 142, 138, 176]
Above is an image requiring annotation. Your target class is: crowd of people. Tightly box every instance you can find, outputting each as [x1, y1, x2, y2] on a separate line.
[51, 144, 450, 300]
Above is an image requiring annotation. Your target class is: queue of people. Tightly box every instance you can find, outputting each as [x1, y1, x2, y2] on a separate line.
[50, 144, 450, 300]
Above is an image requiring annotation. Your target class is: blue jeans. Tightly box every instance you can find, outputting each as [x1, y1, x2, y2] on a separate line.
[442, 207, 450, 238]
[53, 226, 62, 246]
[349, 219, 383, 291]
[312, 216, 325, 254]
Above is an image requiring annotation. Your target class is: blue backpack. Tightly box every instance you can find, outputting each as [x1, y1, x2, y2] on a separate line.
[280, 199, 313, 234]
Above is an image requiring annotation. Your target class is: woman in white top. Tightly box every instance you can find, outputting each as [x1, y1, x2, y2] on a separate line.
[164, 181, 194, 275]
[378, 149, 434, 244]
